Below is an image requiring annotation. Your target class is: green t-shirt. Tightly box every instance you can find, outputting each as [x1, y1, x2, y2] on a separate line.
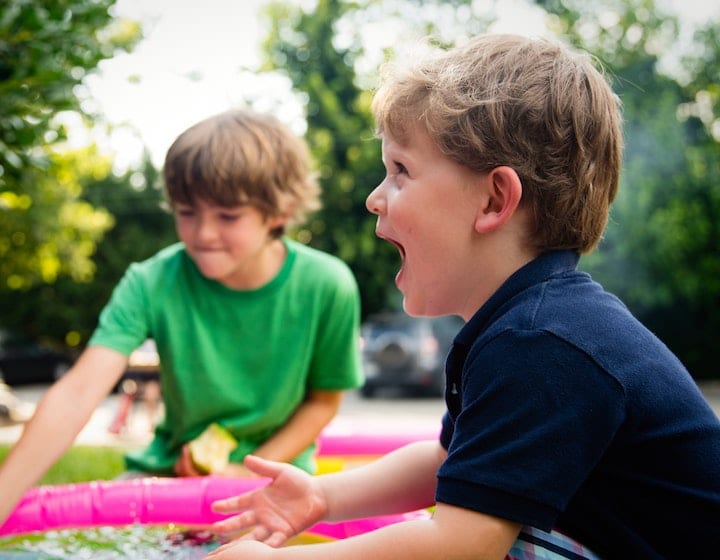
[89, 239, 364, 474]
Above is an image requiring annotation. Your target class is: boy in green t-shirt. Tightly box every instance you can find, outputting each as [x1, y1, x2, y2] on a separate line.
[0, 110, 364, 524]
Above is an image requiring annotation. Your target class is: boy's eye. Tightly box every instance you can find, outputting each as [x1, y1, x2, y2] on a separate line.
[219, 210, 241, 220]
[394, 161, 408, 175]
[175, 207, 194, 217]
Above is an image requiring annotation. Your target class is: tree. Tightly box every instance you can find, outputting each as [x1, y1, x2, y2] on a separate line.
[0, 144, 116, 291]
[0, 154, 176, 348]
[0, 0, 141, 291]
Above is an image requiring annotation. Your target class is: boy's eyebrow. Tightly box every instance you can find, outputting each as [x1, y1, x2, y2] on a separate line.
[380, 150, 400, 169]
[381, 139, 405, 160]
[386, 143, 418, 168]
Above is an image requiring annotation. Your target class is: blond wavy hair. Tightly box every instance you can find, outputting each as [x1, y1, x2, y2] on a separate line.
[372, 34, 623, 253]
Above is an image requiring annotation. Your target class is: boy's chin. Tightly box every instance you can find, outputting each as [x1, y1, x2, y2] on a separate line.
[401, 297, 425, 318]
[190, 255, 229, 278]
[194, 265, 232, 284]
[402, 294, 450, 319]
[194, 265, 222, 279]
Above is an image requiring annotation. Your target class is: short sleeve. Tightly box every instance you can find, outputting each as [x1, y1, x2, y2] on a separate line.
[306, 260, 364, 391]
[436, 329, 625, 530]
[88, 263, 153, 356]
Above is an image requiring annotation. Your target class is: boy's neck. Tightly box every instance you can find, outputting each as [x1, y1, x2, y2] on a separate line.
[461, 220, 540, 321]
[221, 238, 288, 291]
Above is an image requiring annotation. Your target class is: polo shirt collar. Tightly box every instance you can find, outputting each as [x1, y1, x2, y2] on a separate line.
[454, 250, 580, 346]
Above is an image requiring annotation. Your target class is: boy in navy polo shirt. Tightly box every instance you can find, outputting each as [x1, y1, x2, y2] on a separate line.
[206, 34, 720, 560]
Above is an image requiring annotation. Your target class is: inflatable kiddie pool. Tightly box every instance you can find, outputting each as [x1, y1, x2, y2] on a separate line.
[0, 476, 430, 539]
[316, 422, 440, 473]
[0, 425, 439, 541]
[0, 425, 601, 560]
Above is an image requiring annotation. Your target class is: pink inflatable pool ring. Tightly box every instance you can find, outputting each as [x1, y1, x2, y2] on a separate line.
[0, 476, 430, 538]
[317, 424, 439, 456]
[0, 424, 438, 540]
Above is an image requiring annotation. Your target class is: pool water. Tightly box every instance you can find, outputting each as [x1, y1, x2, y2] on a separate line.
[0, 525, 329, 559]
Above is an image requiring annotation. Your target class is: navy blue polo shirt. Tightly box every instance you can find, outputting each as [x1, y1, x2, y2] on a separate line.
[436, 250, 720, 558]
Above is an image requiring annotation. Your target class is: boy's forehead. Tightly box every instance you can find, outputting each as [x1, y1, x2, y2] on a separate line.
[381, 126, 437, 156]
[380, 135, 407, 165]
[380, 133, 399, 153]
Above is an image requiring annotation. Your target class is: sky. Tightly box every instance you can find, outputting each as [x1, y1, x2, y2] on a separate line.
[82, 0, 271, 170]
[79, 0, 718, 172]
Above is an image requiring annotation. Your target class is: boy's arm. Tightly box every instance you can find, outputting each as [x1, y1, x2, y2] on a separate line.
[322, 439, 444, 519]
[210, 442, 519, 559]
[212, 441, 444, 541]
[209, 504, 519, 560]
[221, 389, 343, 476]
[0, 346, 128, 525]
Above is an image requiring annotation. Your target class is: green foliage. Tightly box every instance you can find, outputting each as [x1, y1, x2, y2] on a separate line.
[72, 158, 175, 344]
[0, 0, 155, 349]
[0, 444, 126, 484]
[0, 146, 115, 292]
[0, 0, 141, 292]
[0, 156, 175, 348]
[0, 0, 140, 186]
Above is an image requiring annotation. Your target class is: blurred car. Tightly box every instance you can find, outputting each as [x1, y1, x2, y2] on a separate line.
[359, 312, 464, 398]
[0, 330, 73, 386]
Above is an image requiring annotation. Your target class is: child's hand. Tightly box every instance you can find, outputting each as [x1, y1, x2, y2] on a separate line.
[174, 444, 203, 477]
[210, 455, 327, 547]
[175, 443, 254, 477]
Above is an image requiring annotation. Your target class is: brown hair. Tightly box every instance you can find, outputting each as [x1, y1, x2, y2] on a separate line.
[163, 109, 320, 235]
[372, 34, 623, 253]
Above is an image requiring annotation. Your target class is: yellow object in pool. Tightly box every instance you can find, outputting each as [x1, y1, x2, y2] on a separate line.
[188, 423, 238, 474]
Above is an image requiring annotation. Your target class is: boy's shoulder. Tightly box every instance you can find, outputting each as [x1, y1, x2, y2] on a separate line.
[285, 238, 358, 291]
[125, 242, 188, 277]
[464, 252, 629, 346]
[287, 238, 352, 272]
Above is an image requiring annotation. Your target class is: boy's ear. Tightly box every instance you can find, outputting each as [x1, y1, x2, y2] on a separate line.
[474, 166, 523, 234]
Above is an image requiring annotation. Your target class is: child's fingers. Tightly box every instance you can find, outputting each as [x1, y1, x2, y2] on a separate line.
[211, 490, 255, 513]
[263, 530, 289, 548]
[242, 454, 283, 478]
[211, 507, 257, 533]
[244, 526, 290, 548]
[174, 446, 201, 477]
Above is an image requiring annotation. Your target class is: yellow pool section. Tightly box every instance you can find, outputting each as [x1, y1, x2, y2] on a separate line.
[287, 532, 333, 545]
[316, 454, 379, 474]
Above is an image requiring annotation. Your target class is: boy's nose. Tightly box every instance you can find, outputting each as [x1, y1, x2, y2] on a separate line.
[365, 182, 386, 215]
[195, 218, 218, 242]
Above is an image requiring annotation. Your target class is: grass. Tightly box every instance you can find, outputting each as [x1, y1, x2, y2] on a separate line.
[0, 444, 126, 485]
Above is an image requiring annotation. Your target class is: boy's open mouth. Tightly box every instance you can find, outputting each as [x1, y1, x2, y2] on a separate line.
[378, 234, 405, 260]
